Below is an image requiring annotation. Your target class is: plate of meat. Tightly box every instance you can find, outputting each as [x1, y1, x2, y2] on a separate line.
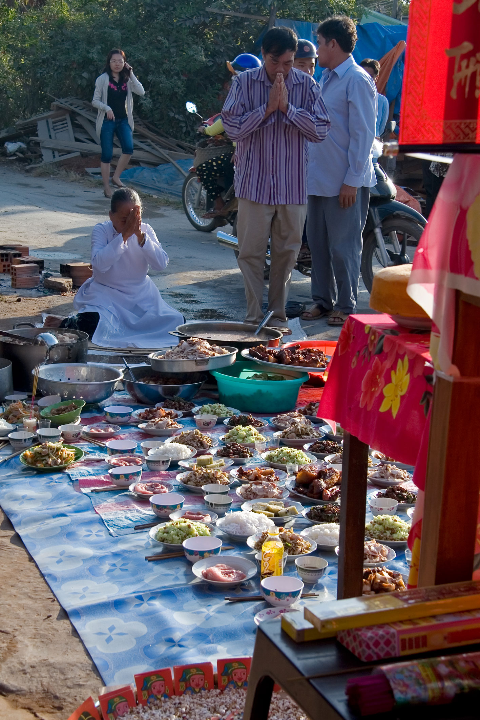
[230, 465, 287, 485]
[192, 556, 257, 586]
[286, 464, 341, 504]
[241, 344, 329, 372]
[128, 480, 172, 499]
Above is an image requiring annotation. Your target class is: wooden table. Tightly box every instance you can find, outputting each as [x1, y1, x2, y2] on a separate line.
[242, 622, 480, 720]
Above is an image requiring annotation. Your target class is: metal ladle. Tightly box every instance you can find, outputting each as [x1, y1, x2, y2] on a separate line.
[254, 310, 274, 336]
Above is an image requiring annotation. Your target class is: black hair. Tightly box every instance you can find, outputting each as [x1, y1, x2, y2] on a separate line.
[111, 187, 142, 213]
[262, 27, 298, 57]
[103, 49, 131, 83]
[360, 58, 380, 76]
[317, 16, 357, 54]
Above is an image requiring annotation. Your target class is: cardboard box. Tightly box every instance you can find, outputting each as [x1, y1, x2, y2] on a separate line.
[67, 697, 101, 720]
[217, 657, 251, 690]
[134, 668, 174, 705]
[173, 662, 214, 696]
[338, 608, 480, 662]
[281, 611, 323, 642]
[98, 685, 136, 719]
[304, 580, 480, 638]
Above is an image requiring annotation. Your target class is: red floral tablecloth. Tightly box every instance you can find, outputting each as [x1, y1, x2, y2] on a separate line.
[318, 314, 433, 466]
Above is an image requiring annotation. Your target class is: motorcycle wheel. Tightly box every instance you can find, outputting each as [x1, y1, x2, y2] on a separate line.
[361, 216, 424, 293]
[182, 174, 217, 232]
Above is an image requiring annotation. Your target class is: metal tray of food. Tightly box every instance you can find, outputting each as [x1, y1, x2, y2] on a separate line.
[148, 346, 238, 373]
[240, 348, 328, 373]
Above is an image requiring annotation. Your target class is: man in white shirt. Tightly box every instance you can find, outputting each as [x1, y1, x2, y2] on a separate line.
[302, 16, 377, 326]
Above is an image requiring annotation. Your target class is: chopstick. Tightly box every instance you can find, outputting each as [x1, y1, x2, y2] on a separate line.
[81, 434, 107, 448]
[135, 520, 161, 530]
[145, 546, 234, 561]
[88, 485, 123, 493]
[224, 593, 319, 602]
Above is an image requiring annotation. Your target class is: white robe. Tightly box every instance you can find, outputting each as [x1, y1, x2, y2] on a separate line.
[74, 220, 183, 348]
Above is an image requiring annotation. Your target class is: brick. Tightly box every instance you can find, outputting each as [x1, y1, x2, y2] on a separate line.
[19, 256, 45, 271]
[43, 276, 73, 292]
[11, 264, 41, 276]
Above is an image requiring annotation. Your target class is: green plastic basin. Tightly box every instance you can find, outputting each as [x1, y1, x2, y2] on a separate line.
[211, 361, 308, 413]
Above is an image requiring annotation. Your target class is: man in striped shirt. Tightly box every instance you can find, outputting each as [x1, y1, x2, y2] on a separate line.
[222, 27, 330, 332]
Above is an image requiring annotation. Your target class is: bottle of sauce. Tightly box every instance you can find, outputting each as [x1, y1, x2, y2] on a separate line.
[261, 529, 283, 579]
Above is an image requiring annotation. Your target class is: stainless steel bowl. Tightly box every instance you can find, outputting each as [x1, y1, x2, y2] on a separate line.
[35, 363, 123, 403]
[124, 366, 206, 405]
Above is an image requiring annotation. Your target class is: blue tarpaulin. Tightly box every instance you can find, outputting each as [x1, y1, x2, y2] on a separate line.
[120, 159, 191, 198]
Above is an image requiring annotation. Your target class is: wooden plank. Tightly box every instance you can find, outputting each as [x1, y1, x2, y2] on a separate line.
[134, 124, 194, 154]
[25, 152, 80, 170]
[31, 138, 164, 164]
[337, 432, 369, 599]
[73, 115, 100, 143]
[15, 109, 70, 129]
[133, 138, 188, 177]
[37, 119, 55, 162]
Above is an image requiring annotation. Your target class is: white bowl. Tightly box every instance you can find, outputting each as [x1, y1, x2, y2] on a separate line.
[146, 454, 171, 471]
[195, 415, 218, 430]
[183, 536, 222, 563]
[0, 420, 15, 437]
[202, 482, 230, 495]
[192, 555, 257, 586]
[106, 439, 138, 456]
[261, 576, 304, 607]
[59, 423, 83, 441]
[140, 439, 165, 457]
[104, 405, 133, 423]
[37, 427, 62, 443]
[204, 494, 233, 514]
[150, 492, 184, 517]
[108, 465, 142, 487]
[295, 556, 328, 584]
[8, 430, 35, 450]
[169, 508, 218, 524]
[138, 423, 182, 437]
[369, 497, 399, 516]
[37, 394, 61, 408]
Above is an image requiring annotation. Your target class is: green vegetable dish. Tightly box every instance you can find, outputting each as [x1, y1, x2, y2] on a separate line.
[154, 519, 211, 544]
[223, 425, 266, 444]
[264, 447, 311, 465]
[365, 515, 410, 542]
[250, 372, 286, 381]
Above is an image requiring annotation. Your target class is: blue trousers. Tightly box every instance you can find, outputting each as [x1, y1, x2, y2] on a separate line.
[100, 118, 133, 163]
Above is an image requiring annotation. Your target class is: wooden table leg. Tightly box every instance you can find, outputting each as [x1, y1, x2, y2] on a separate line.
[337, 432, 369, 599]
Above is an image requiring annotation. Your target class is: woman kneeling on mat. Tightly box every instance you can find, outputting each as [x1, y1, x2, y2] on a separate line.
[53, 188, 183, 348]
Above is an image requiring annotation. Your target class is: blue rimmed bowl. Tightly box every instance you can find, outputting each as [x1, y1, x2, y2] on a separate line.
[149, 492, 185, 518]
[182, 536, 222, 563]
[104, 405, 133, 423]
[108, 464, 142, 487]
[106, 438, 138, 456]
[260, 576, 304, 607]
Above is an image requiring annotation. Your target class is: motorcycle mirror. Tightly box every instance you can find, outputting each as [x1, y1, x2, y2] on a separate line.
[186, 102, 197, 114]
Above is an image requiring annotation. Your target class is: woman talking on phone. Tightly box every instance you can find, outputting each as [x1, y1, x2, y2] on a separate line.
[92, 49, 145, 197]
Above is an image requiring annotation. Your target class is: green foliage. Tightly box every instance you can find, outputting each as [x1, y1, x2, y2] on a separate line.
[0, 0, 367, 139]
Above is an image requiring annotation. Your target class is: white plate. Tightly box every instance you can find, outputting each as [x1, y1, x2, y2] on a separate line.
[149, 521, 213, 549]
[192, 406, 240, 421]
[176, 470, 233, 495]
[157, 402, 200, 417]
[230, 466, 287, 485]
[324, 453, 343, 471]
[285, 477, 340, 506]
[213, 447, 258, 465]
[240, 498, 304, 525]
[192, 555, 257, 586]
[169, 508, 218, 524]
[82, 422, 121, 439]
[236, 485, 289, 502]
[335, 543, 397, 567]
[299, 527, 340, 552]
[165, 435, 218, 451]
[274, 431, 323, 448]
[300, 508, 342, 525]
[367, 476, 412, 489]
[260, 450, 318, 470]
[128, 480, 172, 500]
[219, 434, 265, 449]
[138, 422, 183, 437]
[222, 417, 268, 429]
[132, 408, 183, 422]
[178, 457, 234, 470]
[215, 515, 267, 543]
[365, 535, 409, 549]
[254, 607, 296, 625]
[372, 490, 417, 511]
[246, 532, 317, 561]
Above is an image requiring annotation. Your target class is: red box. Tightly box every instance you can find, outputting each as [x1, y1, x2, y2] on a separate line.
[67, 697, 101, 720]
[98, 685, 136, 719]
[217, 657, 251, 690]
[173, 662, 214, 695]
[134, 668, 174, 705]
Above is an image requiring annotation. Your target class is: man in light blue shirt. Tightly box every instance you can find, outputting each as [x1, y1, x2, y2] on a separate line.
[360, 58, 389, 136]
[302, 16, 376, 326]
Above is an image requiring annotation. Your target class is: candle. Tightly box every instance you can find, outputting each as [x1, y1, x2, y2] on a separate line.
[23, 417, 37, 433]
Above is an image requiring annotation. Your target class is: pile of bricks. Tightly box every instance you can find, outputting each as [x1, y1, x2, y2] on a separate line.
[0, 245, 29, 273]
[60, 262, 92, 287]
[11, 256, 45, 272]
[10, 263, 41, 289]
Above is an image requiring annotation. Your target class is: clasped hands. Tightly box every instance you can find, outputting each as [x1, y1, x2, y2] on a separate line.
[122, 206, 145, 245]
[266, 73, 288, 117]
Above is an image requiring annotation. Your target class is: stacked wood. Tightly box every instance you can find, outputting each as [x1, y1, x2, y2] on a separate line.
[2, 97, 194, 174]
[11, 263, 40, 289]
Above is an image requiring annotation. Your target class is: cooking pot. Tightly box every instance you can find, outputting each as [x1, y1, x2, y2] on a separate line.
[170, 321, 282, 353]
[0, 324, 88, 391]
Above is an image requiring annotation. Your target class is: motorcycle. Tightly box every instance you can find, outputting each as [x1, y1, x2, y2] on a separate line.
[216, 162, 426, 292]
[182, 102, 237, 233]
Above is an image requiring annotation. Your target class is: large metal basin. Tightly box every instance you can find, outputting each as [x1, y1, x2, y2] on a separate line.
[35, 363, 123, 403]
[124, 366, 206, 405]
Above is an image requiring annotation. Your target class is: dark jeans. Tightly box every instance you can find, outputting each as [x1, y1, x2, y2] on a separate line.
[100, 118, 133, 163]
[422, 161, 444, 218]
[60, 312, 99, 340]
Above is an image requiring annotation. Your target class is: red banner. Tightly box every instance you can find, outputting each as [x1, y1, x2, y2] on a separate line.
[400, 0, 480, 149]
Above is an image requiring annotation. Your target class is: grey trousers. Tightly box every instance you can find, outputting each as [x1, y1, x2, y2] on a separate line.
[237, 198, 307, 327]
[307, 187, 370, 314]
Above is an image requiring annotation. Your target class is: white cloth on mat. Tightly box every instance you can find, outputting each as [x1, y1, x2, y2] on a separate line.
[73, 220, 183, 348]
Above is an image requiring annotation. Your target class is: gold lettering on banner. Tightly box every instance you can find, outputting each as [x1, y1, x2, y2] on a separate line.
[446, 41, 480, 99]
[453, 0, 480, 14]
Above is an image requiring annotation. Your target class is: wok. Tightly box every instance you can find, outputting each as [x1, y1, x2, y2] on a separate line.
[170, 321, 282, 353]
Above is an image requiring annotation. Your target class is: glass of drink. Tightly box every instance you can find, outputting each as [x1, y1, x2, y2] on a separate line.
[255, 441, 266, 455]
[286, 463, 298, 478]
[23, 416, 38, 433]
[267, 436, 280, 450]
[38, 418, 52, 429]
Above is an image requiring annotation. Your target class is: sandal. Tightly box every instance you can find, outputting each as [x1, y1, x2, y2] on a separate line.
[300, 304, 332, 321]
[327, 310, 349, 326]
[112, 179, 125, 189]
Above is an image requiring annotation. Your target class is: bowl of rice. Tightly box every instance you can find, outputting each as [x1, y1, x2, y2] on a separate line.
[216, 511, 275, 541]
[147, 442, 196, 466]
[300, 523, 340, 551]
